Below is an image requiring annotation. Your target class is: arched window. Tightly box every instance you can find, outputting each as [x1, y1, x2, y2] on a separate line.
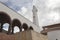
[11, 19, 21, 34]
[22, 23, 28, 31]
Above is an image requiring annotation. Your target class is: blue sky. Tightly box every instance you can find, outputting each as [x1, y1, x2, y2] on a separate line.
[0, 0, 33, 11]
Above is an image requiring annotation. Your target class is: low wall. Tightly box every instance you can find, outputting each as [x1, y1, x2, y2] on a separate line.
[0, 30, 48, 40]
[19, 30, 48, 40]
[31, 31, 48, 40]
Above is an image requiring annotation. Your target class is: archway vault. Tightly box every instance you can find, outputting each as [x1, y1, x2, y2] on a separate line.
[29, 26, 33, 30]
[0, 12, 11, 24]
[11, 19, 22, 34]
[0, 12, 11, 33]
[22, 23, 28, 31]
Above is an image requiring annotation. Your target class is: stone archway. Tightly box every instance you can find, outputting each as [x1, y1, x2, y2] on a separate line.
[22, 23, 28, 31]
[29, 26, 33, 30]
[11, 19, 21, 34]
[0, 12, 11, 33]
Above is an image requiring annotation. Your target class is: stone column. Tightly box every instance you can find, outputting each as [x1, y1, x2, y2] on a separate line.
[0, 23, 3, 32]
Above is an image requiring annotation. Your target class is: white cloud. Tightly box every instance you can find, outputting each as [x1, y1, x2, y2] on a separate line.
[33, 0, 60, 31]
[21, 7, 27, 14]
[47, 12, 59, 21]
[47, 0, 60, 8]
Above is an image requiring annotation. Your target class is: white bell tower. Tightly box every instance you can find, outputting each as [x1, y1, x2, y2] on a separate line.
[32, 5, 39, 26]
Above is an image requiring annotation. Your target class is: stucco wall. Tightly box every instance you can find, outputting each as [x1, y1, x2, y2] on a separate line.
[0, 30, 48, 40]
[48, 30, 60, 40]
[31, 30, 48, 40]
[18, 30, 48, 40]
[0, 33, 19, 40]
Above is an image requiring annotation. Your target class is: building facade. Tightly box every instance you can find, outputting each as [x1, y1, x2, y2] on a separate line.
[0, 2, 48, 40]
[41, 23, 60, 40]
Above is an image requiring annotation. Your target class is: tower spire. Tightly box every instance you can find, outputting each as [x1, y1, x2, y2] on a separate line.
[32, 5, 39, 26]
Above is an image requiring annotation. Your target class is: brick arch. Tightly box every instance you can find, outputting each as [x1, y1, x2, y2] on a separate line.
[22, 23, 28, 31]
[0, 12, 11, 33]
[11, 19, 22, 34]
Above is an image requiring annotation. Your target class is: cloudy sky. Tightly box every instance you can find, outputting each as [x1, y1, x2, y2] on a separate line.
[0, 0, 60, 31]
[35, 0, 60, 30]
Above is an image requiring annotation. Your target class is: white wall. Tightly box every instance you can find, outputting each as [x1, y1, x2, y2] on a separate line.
[0, 2, 40, 33]
[48, 30, 60, 40]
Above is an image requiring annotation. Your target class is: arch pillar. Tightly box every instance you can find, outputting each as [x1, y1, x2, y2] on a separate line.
[19, 26, 22, 32]
[0, 23, 3, 32]
[7, 24, 12, 34]
[11, 27, 14, 34]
